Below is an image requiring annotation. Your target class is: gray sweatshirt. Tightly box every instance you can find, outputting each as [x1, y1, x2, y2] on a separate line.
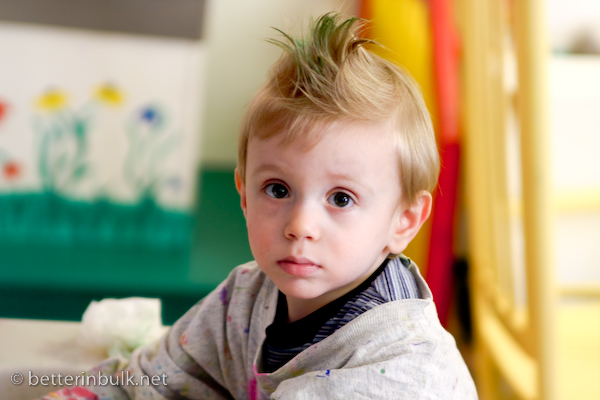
[42, 260, 478, 399]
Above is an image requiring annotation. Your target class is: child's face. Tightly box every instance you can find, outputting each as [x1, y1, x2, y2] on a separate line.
[236, 119, 424, 321]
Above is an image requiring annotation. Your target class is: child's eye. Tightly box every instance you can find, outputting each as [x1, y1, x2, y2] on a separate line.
[265, 183, 289, 199]
[328, 192, 354, 208]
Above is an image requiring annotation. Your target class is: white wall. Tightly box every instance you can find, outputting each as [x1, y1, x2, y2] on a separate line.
[199, 0, 359, 167]
[549, 55, 600, 283]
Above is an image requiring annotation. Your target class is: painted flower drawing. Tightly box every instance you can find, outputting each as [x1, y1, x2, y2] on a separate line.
[124, 103, 179, 200]
[0, 84, 191, 249]
[0, 100, 9, 122]
[95, 83, 124, 106]
[35, 87, 92, 193]
[36, 88, 68, 112]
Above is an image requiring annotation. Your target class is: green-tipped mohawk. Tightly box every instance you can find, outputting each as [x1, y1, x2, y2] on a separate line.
[267, 14, 370, 89]
[265, 13, 387, 117]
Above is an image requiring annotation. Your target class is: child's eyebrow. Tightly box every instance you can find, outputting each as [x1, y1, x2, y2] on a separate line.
[251, 164, 283, 175]
[254, 165, 356, 183]
[327, 172, 359, 183]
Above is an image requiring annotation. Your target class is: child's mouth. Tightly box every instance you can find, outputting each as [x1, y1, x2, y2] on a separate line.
[277, 257, 320, 277]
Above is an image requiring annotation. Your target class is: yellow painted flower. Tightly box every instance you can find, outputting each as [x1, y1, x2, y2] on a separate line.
[95, 83, 124, 106]
[36, 89, 68, 111]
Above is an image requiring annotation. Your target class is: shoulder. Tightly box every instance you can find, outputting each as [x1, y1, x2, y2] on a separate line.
[272, 302, 477, 398]
[404, 257, 434, 301]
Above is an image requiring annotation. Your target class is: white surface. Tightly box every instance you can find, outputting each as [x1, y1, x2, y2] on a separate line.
[0, 318, 105, 400]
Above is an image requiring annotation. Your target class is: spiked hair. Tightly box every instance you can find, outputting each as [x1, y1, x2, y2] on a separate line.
[237, 13, 439, 205]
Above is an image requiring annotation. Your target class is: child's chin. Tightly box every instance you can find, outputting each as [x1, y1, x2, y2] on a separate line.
[278, 284, 327, 301]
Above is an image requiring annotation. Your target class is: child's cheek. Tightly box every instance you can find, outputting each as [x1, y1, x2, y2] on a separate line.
[246, 216, 276, 258]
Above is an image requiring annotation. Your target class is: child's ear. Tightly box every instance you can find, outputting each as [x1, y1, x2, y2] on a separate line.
[234, 168, 248, 218]
[386, 190, 433, 255]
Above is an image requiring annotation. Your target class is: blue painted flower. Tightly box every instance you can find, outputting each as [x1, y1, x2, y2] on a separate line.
[139, 106, 163, 130]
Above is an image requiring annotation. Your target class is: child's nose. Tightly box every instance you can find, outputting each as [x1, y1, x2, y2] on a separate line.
[284, 202, 321, 241]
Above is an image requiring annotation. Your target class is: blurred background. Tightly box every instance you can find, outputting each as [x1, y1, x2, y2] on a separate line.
[0, 0, 599, 399]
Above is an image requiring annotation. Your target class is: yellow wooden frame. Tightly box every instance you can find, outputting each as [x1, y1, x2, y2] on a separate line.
[459, 0, 556, 400]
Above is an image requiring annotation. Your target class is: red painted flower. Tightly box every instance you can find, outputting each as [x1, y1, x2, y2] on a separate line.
[0, 100, 8, 122]
[3, 161, 21, 180]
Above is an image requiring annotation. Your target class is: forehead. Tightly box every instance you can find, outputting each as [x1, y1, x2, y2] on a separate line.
[246, 119, 401, 187]
[252, 117, 397, 150]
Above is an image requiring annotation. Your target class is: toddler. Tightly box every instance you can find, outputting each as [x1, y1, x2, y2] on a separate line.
[43, 12, 477, 400]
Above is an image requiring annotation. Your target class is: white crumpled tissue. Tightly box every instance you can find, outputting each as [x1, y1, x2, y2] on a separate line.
[77, 297, 165, 358]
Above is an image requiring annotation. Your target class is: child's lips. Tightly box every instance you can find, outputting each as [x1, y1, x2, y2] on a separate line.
[277, 257, 320, 277]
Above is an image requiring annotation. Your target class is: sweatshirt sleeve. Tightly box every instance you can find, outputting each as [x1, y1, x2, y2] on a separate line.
[39, 264, 265, 400]
[38, 299, 233, 400]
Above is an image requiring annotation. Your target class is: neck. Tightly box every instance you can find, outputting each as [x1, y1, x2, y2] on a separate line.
[285, 296, 326, 323]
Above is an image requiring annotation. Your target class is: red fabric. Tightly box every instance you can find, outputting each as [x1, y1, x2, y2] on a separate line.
[426, 0, 461, 327]
[427, 143, 460, 326]
[41, 387, 98, 400]
[359, 0, 373, 21]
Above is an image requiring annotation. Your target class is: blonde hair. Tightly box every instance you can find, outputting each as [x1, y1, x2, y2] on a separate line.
[237, 13, 439, 205]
